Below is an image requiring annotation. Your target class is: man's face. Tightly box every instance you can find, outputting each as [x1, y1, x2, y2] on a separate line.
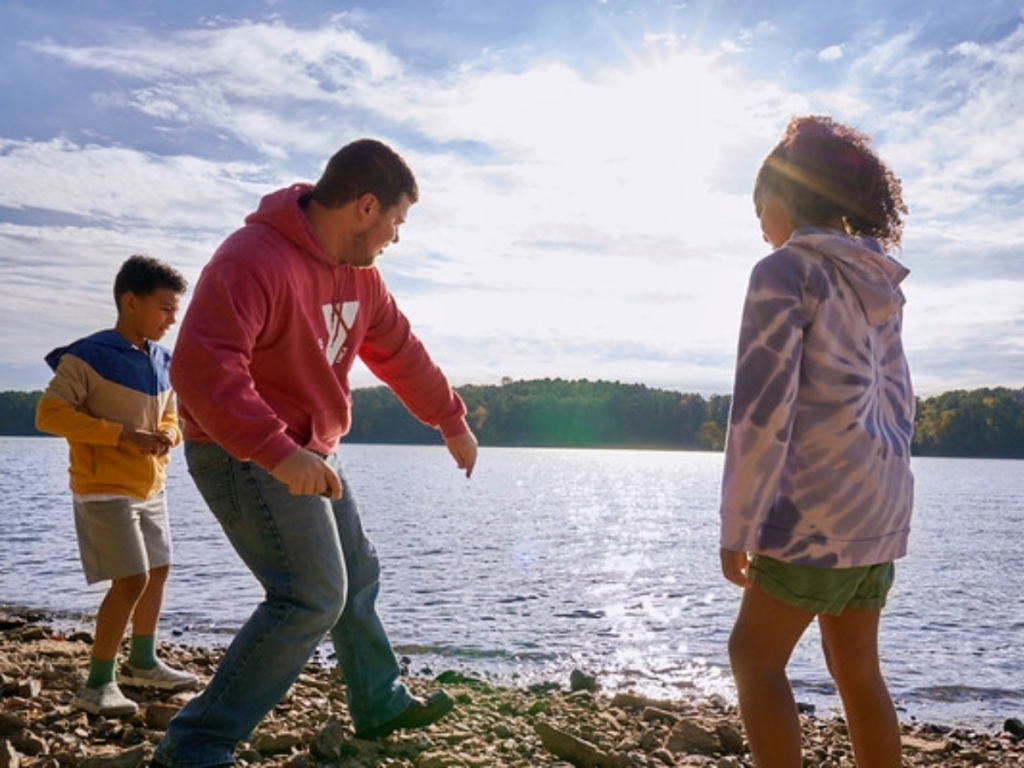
[351, 194, 412, 268]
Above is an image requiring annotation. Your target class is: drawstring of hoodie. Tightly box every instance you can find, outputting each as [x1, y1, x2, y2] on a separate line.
[327, 268, 347, 364]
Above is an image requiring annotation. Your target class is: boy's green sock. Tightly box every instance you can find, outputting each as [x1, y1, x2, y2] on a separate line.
[85, 656, 116, 689]
[128, 633, 157, 669]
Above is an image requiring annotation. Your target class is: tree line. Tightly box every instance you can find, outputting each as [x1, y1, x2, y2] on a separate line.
[2, 381, 1023, 458]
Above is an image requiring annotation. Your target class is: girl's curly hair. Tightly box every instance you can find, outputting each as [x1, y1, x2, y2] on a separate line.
[755, 115, 908, 250]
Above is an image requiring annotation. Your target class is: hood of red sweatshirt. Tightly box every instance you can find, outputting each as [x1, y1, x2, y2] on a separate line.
[244, 183, 339, 269]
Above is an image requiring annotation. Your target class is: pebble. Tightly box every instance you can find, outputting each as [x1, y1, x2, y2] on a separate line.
[1, 612, 1022, 767]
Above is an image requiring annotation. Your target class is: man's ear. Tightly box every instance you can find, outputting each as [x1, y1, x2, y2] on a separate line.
[357, 192, 379, 217]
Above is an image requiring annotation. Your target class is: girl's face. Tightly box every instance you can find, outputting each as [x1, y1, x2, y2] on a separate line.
[754, 188, 794, 249]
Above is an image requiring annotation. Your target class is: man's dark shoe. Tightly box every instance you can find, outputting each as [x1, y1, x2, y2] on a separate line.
[355, 690, 455, 740]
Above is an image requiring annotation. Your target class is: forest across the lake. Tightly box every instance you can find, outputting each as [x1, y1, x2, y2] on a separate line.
[2, 380, 1023, 458]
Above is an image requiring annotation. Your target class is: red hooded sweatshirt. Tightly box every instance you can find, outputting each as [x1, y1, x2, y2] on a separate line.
[171, 183, 468, 471]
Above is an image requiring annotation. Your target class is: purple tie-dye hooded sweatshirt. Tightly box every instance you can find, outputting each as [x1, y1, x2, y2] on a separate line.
[719, 228, 915, 568]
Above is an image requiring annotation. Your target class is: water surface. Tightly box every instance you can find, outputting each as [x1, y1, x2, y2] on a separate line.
[1, 438, 1021, 730]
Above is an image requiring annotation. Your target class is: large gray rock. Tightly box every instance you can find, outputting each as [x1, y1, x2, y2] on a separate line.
[665, 718, 720, 755]
[535, 720, 612, 767]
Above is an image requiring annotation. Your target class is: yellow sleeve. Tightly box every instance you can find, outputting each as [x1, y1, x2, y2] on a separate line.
[35, 356, 124, 445]
[159, 394, 183, 447]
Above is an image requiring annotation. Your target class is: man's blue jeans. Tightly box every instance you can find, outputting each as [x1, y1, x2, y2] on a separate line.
[154, 441, 411, 767]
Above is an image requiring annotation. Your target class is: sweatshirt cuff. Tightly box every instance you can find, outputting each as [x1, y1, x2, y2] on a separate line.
[251, 435, 302, 472]
[719, 517, 756, 554]
[438, 414, 470, 439]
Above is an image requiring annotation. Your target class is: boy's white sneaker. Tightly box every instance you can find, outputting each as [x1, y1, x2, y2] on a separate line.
[119, 660, 199, 691]
[72, 682, 139, 716]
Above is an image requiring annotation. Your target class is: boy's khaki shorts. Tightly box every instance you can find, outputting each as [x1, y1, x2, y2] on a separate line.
[73, 491, 172, 584]
[748, 553, 895, 616]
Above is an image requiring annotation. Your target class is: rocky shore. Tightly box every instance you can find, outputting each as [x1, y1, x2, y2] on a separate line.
[2, 612, 1022, 767]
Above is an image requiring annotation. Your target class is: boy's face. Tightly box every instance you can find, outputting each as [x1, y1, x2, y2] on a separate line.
[122, 287, 181, 343]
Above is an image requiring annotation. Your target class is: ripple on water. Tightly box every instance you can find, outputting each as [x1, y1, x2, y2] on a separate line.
[2, 440, 1022, 730]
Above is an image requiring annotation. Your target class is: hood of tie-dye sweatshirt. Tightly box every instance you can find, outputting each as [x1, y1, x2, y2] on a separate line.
[788, 228, 909, 326]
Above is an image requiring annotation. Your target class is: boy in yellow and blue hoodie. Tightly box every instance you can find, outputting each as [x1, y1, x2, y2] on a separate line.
[36, 255, 197, 717]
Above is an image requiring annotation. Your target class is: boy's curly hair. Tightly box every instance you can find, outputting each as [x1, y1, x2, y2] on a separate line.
[755, 115, 907, 250]
[113, 254, 187, 309]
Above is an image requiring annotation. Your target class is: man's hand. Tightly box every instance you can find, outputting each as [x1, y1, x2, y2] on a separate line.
[271, 449, 343, 499]
[121, 426, 174, 456]
[720, 548, 753, 588]
[444, 431, 478, 478]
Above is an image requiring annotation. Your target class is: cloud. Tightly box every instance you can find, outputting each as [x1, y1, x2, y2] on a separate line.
[842, 21, 1024, 223]
[3, 12, 1024, 395]
[0, 138, 267, 228]
[818, 45, 844, 61]
[0, 139, 271, 376]
[905, 278, 1024, 395]
[31, 21, 406, 158]
[0, 221, 204, 381]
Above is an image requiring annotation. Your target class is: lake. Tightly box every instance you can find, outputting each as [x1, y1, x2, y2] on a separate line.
[1, 437, 1021, 731]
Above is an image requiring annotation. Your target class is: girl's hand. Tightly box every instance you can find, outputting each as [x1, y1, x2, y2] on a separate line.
[720, 548, 753, 588]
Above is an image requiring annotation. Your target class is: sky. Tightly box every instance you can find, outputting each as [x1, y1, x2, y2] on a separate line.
[1, 0, 1023, 398]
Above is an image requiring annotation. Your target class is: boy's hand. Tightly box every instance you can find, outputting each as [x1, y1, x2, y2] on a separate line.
[157, 427, 177, 448]
[272, 448, 343, 499]
[720, 548, 753, 588]
[121, 426, 173, 456]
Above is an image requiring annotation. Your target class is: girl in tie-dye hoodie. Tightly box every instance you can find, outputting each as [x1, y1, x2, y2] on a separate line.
[719, 116, 912, 767]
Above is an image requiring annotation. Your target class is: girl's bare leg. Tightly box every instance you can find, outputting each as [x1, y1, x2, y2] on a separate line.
[819, 608, 902, 768]
[729, 585, 815, 767]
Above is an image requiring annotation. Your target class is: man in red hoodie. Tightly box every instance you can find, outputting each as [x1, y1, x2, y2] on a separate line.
[154, 139, 478, 767]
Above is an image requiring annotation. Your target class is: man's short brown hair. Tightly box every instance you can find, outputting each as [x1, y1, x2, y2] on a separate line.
[311, 138, 419, 210]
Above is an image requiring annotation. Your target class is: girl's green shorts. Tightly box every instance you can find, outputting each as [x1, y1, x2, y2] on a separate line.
[748, 554, 895, 615]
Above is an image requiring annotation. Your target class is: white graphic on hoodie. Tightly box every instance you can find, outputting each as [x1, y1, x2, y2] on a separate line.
[322, 301, 360, 365]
